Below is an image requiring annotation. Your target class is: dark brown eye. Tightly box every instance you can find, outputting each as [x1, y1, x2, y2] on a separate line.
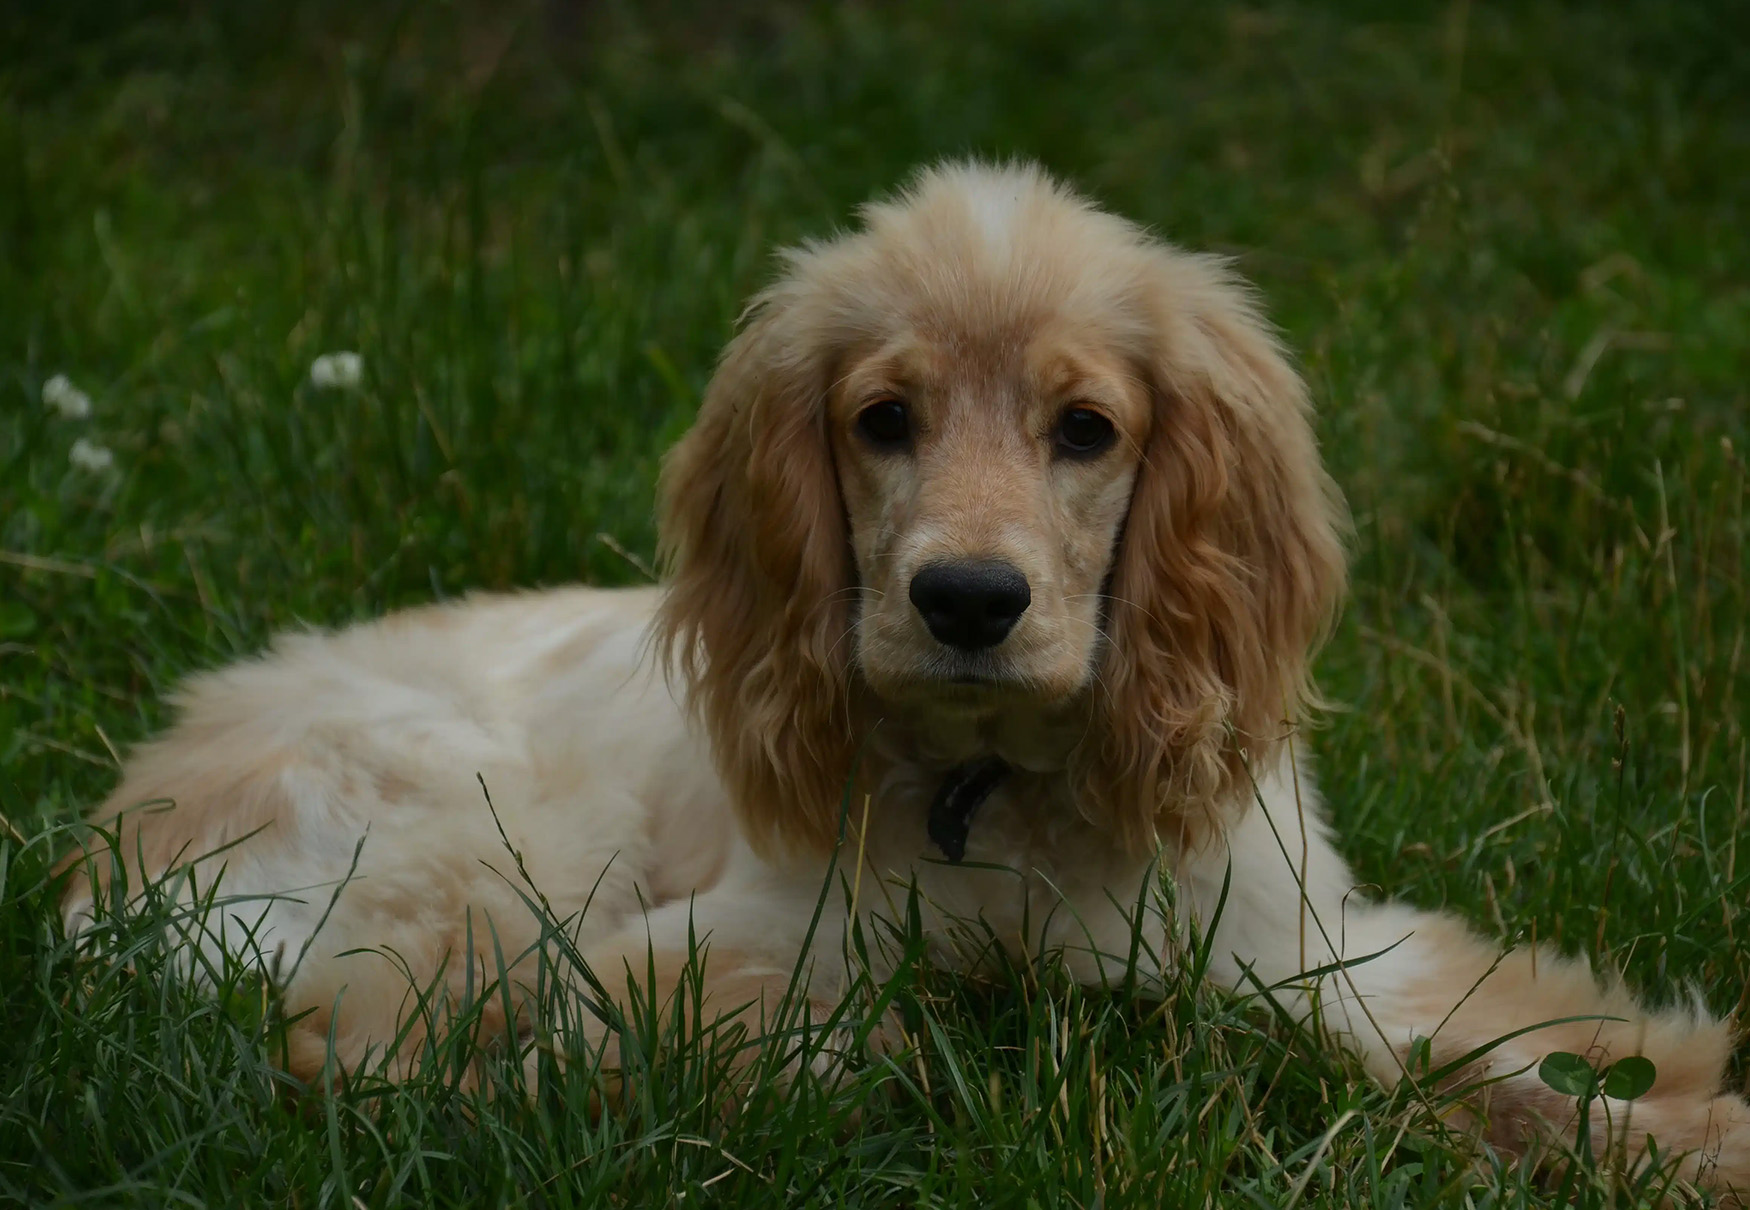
[856, 398, 912, 450]
[1054, 406, 1115, 457]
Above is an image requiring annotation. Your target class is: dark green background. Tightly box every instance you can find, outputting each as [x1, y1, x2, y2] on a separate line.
[3, 3, 1747, 1205]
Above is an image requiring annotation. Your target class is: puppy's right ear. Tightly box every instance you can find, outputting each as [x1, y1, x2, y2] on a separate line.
[654, 285, 860, 857]
[1085, 248, 1346, 852]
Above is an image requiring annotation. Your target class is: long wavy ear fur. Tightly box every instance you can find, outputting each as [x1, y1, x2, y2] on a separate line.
[653, 283, 859, 857]
[1085, 249, 1347, 851]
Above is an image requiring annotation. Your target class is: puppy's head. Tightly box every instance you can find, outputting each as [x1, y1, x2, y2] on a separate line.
[656, 162, 1345, 855]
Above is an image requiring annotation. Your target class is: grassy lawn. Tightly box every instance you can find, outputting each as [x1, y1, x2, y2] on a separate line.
[3, 1, 1748, 1204]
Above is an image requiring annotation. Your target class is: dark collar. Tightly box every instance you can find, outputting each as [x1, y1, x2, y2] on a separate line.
[927, 756, 1012, 863]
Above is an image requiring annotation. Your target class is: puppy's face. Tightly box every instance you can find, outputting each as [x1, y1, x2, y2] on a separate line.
[829, 327, 1149, 714]
[658, 162, 1344, 854]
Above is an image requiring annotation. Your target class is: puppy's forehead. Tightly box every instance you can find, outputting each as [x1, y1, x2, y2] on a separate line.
[842, 322, 1133, 407]
[837, 238, 1147, 366]
[801, 170, 1162, 401]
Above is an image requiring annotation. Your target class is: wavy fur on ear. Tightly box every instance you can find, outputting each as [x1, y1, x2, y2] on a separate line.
[658, 165, 1345, 860]
[1083, 249, 1347, 851]
[653, 286, 861, 858]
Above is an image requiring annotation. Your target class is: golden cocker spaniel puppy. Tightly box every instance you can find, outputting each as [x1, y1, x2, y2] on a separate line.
[65, 162, 1750, 1193]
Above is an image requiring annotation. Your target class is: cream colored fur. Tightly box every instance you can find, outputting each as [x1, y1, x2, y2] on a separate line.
[65, 163, 1750, 1196]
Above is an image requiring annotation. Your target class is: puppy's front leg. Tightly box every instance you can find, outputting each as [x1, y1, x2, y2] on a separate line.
[1183, 765, 1750, 1194]
[529, 877, 855, 1102]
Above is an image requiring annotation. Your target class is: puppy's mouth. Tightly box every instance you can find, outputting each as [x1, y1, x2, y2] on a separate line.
[894, 671, 1007, 696]
[855, 616, 1092, 708]
[934, 675, 1010, 699]
[883, 656, 1064, 708]
[865, 662, 1013, 706]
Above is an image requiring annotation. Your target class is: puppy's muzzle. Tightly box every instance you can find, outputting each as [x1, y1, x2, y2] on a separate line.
[908, 560, 1031, 651]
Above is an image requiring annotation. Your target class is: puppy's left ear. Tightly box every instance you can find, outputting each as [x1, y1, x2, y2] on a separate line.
[1088, 250, 1347, 850]
[653, 277, 862, 858]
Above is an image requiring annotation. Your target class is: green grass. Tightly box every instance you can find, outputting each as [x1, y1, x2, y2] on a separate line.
[3, 0, 1748, 1204]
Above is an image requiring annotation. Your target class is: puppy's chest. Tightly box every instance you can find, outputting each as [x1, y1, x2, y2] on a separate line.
[866, 765, 1122, 907]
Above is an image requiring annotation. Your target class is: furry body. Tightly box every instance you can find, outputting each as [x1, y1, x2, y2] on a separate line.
[68, 164, 1750, 1194]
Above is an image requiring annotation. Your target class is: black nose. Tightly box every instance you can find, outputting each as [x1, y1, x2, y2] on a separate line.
[908, 560, 1032, 651]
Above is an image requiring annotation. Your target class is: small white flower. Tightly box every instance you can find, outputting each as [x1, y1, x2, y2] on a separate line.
[42, 374, 93, 420]
[309, 351, 364, 390]
[69, 437, 115, 473]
